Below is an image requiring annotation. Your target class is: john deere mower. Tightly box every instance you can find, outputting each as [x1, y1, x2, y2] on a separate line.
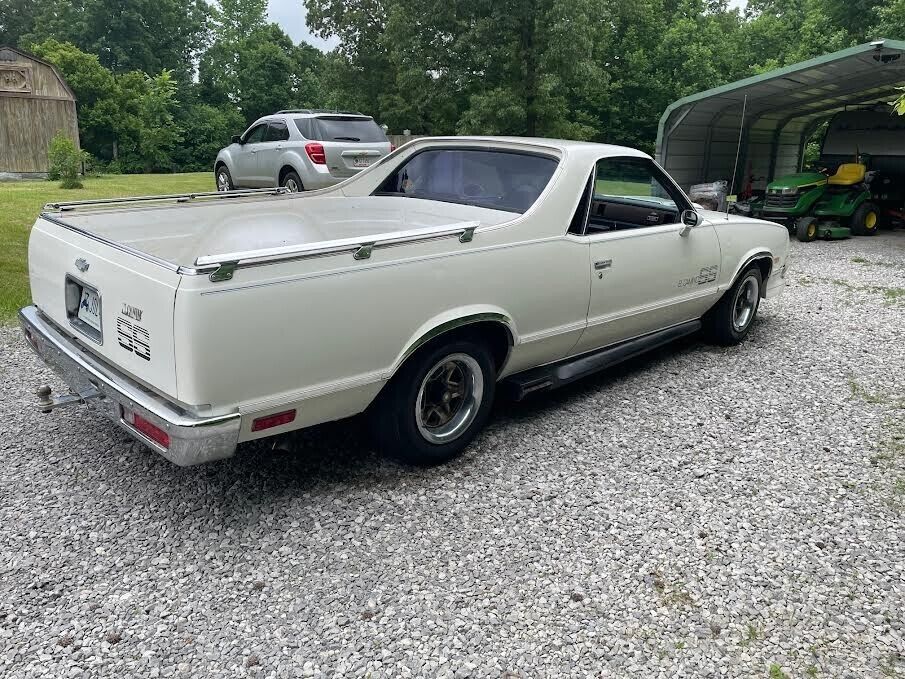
[762, 163, 880, 242]
[793, 163, 880, 242]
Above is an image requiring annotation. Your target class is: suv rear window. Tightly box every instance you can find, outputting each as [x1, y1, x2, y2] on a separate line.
[294, 116, 387, 143]
[374, 149, 559, 214]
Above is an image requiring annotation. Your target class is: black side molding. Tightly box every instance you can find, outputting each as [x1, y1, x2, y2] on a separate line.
[505, 320, 702, 400]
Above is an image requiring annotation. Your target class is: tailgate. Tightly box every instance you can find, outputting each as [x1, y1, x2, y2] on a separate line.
[28, 217, 181, 398]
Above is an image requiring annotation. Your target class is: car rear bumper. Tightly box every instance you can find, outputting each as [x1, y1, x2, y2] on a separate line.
[18, 305, 240, 466]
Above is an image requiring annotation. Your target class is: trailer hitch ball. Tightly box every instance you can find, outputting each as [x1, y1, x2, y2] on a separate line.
[36, 385, 54, 414]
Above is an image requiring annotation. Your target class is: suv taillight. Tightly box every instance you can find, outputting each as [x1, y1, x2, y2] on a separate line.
[305, 142, 326, 165]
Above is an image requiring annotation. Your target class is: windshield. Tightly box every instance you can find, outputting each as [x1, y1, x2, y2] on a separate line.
[296, 116, 387, 143]
[375, 149, 559, 214]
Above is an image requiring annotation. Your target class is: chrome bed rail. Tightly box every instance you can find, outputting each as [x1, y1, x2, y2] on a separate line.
[44, 187, 288, 213]
[37, 197, 481, 281]
[192, 221, 480, 282]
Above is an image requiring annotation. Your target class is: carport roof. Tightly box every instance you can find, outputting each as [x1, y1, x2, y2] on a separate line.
[656, 39, 905, 189]
[659, 39, 905, 136]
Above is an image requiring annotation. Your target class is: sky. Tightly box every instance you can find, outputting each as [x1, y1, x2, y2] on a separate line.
[268, 0, 748, 52]
[267, 0, 338, 51]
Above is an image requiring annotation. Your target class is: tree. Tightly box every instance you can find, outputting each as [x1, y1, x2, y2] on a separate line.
[30, 39, 119, 158]
[307, 0, 605, 137]
[18, 0, 211, 83]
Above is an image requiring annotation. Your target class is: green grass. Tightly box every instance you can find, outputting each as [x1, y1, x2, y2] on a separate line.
[0, 172, 211, 324]
[595, 179, 656, 197]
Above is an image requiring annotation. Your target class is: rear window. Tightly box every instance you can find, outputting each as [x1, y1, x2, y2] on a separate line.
[375, 149, 558, 214]
[295, 116, 387, 143]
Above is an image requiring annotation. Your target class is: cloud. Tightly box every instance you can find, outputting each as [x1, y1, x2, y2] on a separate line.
[267, 0, 339, 51]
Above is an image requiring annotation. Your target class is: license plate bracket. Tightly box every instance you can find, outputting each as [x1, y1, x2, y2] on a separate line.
[65, 275, 103, 344]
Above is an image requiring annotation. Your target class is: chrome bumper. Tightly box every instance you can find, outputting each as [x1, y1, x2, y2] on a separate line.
[18, 306, 241, 466]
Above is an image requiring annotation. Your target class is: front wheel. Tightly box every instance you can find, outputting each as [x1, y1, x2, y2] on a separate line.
[215, 165, 233, 192]
[702, 266, 763, 346]
[796, 217, 818, 242]
[371, 339, 496, 465]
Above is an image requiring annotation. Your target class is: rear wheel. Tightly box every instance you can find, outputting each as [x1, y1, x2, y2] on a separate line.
[280, 170, 303, 193]
[702, 266, 763, 346]
[850, 202, 880, 236]
[796, 217, 818, 242]
[371, 339, 496, 465]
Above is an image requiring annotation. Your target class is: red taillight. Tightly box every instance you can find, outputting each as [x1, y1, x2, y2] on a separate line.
[251, 409, 296, 432]
[126, 410, 170, 449]
[305, 143, 326, 165]
[390, 143, 396, 152]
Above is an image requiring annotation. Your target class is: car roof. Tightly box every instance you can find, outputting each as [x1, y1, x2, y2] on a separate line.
[406, 136, 653, 161]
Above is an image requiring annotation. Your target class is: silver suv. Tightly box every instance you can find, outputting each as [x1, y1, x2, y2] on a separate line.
[214, 110, 393, 192]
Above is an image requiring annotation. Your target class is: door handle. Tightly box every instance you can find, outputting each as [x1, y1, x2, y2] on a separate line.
[594, 260, 612, 270]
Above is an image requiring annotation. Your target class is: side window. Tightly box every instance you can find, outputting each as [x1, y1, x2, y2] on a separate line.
[265, 121, 290, 142]
[244, 124, 267, 144]
[568, 172, 594, 235]
[586, 158, 686, 233]
[294, 118, 314, 139]
[374, 149, 558, 214]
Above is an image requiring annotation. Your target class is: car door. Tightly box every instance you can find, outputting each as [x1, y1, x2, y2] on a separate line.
[233, 123, 267, 187]
[256, 120, 290, 186]
[570, 156, 722, 355]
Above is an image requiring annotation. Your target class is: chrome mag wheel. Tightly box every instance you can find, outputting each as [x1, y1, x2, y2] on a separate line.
[732, 275, 759, 331]
[415, 353, 484, 444]
[284, 177, 300, 192]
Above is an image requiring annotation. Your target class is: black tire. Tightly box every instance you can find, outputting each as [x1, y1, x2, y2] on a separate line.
[796, 217, 818, 242]
[371, 338, 496, 466]
[702, 266, 763, 346]
[215, 165, 233, 192]
[850, 202, 880, 236]
[280, 170, 303, 193]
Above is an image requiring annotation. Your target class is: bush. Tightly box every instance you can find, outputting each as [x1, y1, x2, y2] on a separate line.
[47, 131, 89, 189]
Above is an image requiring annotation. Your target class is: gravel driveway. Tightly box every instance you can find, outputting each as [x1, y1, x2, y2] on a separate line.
[2, 233, 904, 678]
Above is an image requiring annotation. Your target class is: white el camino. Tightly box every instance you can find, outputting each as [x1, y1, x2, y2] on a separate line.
[20, 137, 789, 466]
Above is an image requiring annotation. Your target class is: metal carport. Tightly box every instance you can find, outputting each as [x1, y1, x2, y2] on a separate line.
[656, 39, 905, 192]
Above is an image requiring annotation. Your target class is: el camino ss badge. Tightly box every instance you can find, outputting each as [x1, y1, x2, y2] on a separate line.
[677, 265, 718, 288]
[74, 258, 89, 273]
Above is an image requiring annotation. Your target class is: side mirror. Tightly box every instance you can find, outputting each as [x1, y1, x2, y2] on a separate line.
[231, 135, 242, 145]
[679, 209, 700, 237]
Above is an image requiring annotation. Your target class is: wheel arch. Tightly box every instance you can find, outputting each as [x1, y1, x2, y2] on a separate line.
[729, 250, 774, 298]
[390, 309, 519, 380]
[278, 163, 302, 185]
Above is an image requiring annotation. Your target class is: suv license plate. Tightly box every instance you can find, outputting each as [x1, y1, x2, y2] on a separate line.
[77, 287, 102, 332]
[353, 157, 372, 168]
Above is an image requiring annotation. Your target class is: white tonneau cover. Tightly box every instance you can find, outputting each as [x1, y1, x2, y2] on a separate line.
[56, 195, 514, 268]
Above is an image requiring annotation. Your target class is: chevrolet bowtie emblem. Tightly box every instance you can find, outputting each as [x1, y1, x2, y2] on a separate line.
[75, 258, 89, 272]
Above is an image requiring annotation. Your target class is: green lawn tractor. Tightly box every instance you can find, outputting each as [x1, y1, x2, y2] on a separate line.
[762, 164, 881, 242]
[760, 171, 828, 229]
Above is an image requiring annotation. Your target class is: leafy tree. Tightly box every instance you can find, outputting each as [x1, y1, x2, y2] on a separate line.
[30, 39, 119, 157]
[19, 0, 211, 82]
[111, 70, 183, 172]
[173, 104, 246, 171]
[199, 2, 323, 124]
[0, 0, 51, 47]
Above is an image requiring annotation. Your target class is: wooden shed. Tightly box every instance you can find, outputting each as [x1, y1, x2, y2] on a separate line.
[0, 45, 79, 176]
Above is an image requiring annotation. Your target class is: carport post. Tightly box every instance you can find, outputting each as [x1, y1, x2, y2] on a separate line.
[656, 103, 694, 170]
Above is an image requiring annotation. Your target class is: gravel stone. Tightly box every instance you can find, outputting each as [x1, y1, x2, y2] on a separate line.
[1, 234, 904, 677]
